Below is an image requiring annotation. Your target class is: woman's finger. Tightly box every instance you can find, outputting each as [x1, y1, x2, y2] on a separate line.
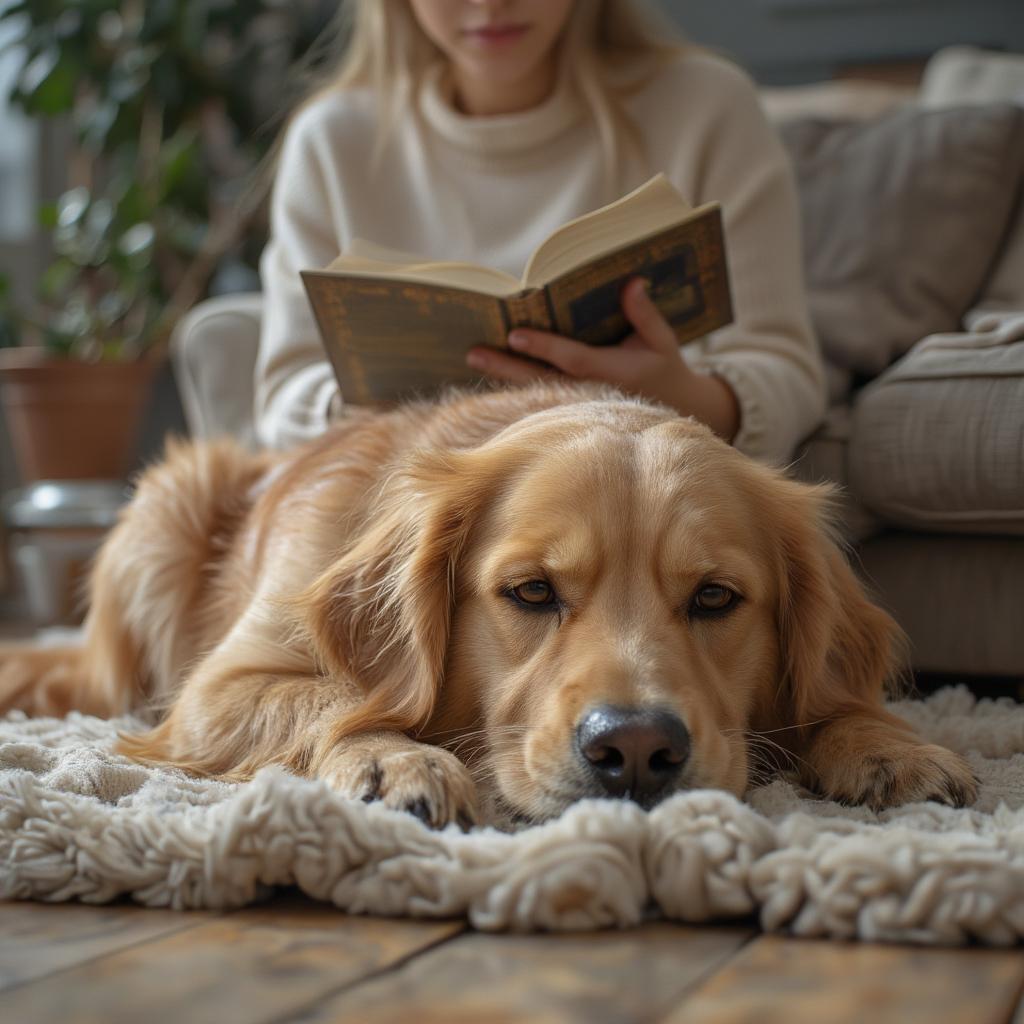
[507, 329, 598, 378]
[466, 346, 559, 384]
[620, 278, 679, 354]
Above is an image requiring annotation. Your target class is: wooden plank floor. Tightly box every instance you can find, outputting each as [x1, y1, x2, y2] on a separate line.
[1, 895, 1022, 1024]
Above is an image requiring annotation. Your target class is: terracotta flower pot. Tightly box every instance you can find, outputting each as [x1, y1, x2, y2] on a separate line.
[0, 348, 160, 482]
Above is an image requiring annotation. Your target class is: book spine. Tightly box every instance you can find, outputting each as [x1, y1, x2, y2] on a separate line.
[503, 290, 553, 334]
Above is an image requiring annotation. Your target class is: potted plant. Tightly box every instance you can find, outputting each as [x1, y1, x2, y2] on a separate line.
[0, 0, 333, 482]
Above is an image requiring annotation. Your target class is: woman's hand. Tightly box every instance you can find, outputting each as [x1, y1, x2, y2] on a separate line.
[465, 278, 740, 441]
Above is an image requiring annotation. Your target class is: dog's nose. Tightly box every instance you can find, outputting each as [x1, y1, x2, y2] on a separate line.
[575, 706, 690, 802]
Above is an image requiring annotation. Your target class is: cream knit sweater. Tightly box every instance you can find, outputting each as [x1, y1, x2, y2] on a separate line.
[256, 52, 827, 463]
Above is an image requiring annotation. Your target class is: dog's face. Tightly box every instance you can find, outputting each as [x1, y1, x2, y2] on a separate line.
[441, 403, 788, 822]
[310, 398, 897, 826]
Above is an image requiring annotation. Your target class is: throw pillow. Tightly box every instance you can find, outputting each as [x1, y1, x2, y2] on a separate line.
[983, 194, 1024, 312]
[779, 103, 1024, 376]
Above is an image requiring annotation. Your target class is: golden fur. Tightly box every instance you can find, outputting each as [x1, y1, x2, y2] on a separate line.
[0, 381, 976, 826]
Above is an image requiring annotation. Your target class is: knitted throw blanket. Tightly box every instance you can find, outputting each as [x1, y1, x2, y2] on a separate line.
[1, 686, 1022, 946]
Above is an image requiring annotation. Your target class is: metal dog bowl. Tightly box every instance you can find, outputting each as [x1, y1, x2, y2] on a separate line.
[3, 480, 128, 625]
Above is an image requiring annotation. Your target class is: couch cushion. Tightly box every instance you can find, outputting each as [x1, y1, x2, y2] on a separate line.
[849, 311, 1024, 534]
[919, 46, 1024, 314]
[779, 103, 1024, 376]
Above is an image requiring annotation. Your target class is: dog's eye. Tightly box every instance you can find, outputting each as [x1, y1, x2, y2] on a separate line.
[511, 580, 557, 607]
[691, 584, 738, 616]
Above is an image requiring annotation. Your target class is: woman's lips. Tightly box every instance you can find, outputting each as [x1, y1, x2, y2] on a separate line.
[462, 24, 530, 46]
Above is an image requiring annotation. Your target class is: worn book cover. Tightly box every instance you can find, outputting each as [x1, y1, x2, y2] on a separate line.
[302, 177, 733, 405]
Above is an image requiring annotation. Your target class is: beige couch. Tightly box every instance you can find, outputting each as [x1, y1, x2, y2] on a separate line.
[173, 46, 1024, 679]
[770, 47, 1024, 678]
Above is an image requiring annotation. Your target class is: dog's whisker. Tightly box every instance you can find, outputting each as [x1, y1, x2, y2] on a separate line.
[745, 731, 813, 777]
[722, 715, 837, 739]
[449, 742, 493, 763]
[425, 724, 529, 741]
[751, 716, 838, 736]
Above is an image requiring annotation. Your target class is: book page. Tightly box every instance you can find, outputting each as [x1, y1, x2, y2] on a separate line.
[346, 238, 429, 263]
[521, 174, 703, 288]
[326, 240, 522, 297]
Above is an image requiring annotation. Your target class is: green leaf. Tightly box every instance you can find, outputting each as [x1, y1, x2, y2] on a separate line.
[84, 197, 115, 239]
[110, 180, 148, 226]
[43, 328, 76, 358]
[56, 186, 91, 228]
[149, 51, 183, 110]
[25, 53, 78, 115]
[159, 126, 200, 196]
[0, 272, 23, 348]
[53, 8, 82, 40]
[79, 97, 119, 152]
[95, 289, 130, 327]
[0, 2, 30, 27]
[108, 45, 156, 102]
[117, 222, 155, 269]
[0, 320, 18, 349]
[37, 201, 59, 229]
[37, 257, 78, 300]
[139, 0, 176, 43]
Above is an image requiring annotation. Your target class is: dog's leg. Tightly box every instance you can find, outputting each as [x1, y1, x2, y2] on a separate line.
[0, 644, 99, 717]
[116, 648, 480, 828]
[791, 706, 978, 810]
[313, 731, 479, 829]
[0, 549, 148, 717]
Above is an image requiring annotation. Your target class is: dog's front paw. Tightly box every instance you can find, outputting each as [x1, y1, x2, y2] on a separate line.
[320, 739, 479, 829]
[815, 742, 978, 811]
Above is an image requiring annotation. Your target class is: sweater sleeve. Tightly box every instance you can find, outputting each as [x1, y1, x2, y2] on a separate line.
[676, 60, 827, 465]
[255, 105, 345, 450]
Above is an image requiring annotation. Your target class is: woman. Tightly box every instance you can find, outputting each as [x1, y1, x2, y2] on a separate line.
[256, 0, 826, 464]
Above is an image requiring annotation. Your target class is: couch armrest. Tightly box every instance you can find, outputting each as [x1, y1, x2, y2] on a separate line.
[170, 293, 263, 448]
[849, 311, 1024, 535]
[759, 79, 914, 124]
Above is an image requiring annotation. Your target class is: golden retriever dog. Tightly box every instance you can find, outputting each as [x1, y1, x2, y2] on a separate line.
[0, 380, 976, 827]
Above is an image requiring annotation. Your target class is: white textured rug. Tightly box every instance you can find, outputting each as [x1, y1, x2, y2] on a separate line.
[1, 686, 1022, 946]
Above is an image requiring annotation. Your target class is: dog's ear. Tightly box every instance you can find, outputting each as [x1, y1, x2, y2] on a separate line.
[766, 476, 904, 729]
[301, 447, 490, 739]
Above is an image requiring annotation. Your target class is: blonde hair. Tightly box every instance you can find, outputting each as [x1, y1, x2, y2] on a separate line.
[281, 0, 688, 195]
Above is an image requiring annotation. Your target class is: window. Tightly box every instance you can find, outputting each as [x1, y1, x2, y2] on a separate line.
[0, 0, 37, 243]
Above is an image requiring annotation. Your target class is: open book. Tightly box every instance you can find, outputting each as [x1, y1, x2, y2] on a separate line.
[301, 174, 733, 404]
